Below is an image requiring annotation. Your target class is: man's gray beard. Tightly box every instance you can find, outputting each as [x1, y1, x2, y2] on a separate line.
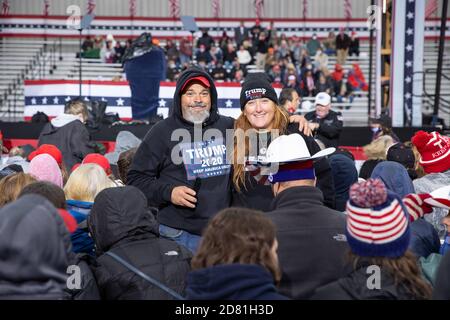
[184, 108, 210, 124]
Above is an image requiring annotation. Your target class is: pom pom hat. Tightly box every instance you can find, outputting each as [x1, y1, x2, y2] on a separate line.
[411, 131, 450, 174]
[346, 179, 410, 258]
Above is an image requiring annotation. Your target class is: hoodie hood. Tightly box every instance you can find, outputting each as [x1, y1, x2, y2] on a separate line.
[371, 161, 415, 198]
[329, 154, 358, 212]
[0, 194, 70, 298]
[104, 131, 142, 165]
[170, 66, 219, 125]
[50, 113, 81, 128]
[88, 186, 159, 256]
[186, 264, 285, 300]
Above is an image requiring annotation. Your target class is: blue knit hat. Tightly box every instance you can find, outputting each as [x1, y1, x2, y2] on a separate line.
[346, 179, 411, 258]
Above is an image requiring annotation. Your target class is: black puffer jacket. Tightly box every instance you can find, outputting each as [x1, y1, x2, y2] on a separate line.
[88, 186, 192, 300]
[311, 261, 427, 300]
[0, 195, 70, 299]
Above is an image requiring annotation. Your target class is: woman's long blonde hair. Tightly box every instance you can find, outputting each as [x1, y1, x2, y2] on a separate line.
[363, 135, 395, 160]
[64, 164, 116, 202]
[231, 103, 289, 192]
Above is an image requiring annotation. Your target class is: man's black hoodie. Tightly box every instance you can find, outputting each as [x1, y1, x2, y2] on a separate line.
[127, 67, 234, 235]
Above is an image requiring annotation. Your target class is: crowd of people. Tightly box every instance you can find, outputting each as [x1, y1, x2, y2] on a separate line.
[84, 23, 367, 108]
[0, 66, 449, 300]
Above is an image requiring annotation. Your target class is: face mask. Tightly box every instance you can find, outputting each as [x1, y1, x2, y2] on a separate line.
[312, 36, 317, 40]
[371, 127, 380, 133]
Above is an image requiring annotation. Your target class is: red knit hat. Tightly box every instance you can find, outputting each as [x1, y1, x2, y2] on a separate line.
[411, 131, 450, 174]
[82, 153, 112, 175]
[28, 144, 63, 166]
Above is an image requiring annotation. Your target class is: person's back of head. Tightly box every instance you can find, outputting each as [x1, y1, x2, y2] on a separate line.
[64, 99, 88, 124]
[117, 147, 138, 184]
[64, 163, 116, 202]
[363, 135, 395, 160]
[192, 207, 281, 282]
[0, 194, 70, 299]
[19, 181, 67, 209]
[0, 173, 37, 207]
[345, 179, 432, 299]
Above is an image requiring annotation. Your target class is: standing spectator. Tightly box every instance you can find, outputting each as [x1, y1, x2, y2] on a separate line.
[186, 208, 288, 300]
[331, 64, 345, 95]
[304, 92, 343, 148]
[411, 131, 450, 239]
[196, 44, 212, 64]
[336, 28, 351, 65]
[127, 67, 234, 253]
[197, 28, 214, 51]
[255, 32, 270, 70]
[349, 31, 360, 56]
[89, 186, 192, 300]
[312, 179, 432, 300]
[223, 43, 237, 69]
[219, 31, 232, 51]
[165, 39, 180, 63]
[306, 33, 321, 57]
[267, 21, 278, 47]
[276, 39, 290, 60]
[323, 31, 337, 55]
[290, 36, 304, 64]
[263, 133, 348, 299]
[38, 100, 96, 170]
[113, 41, 126, 63]
[234, 20, 250, 46]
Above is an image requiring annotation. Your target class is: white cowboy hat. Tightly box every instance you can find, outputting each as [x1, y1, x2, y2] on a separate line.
[264, 133, 335, 164]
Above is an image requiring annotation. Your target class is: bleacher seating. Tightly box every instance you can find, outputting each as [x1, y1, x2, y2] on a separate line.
[0, 37, 449, 126]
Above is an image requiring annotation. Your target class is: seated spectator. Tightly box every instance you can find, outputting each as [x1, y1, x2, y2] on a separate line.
[211, 61, 227, 81]
[0, 194, 72, 299]
[197, 28, 214, 51]
[101, 35, 116, 63]
[369, 114, 400, 142]
[264, 47, 277, 72]
[113, 41, 126, 63]
[349, 31, 360, 56]
[222, 43, 237, 69]
[315, 72, 333, 96]
[268, 64, 283, 84]
[64, 164, 116, 255]
[117, 147, 138, 184]
[186, 208, 288, 300]
[165, 39, 180, 63]
[236, 44, 252, 67]
[311, 179, 433, 300]
[284, 74, 302, 97]
[179, 36, 193, 66]
[28, 144, 69, 185]
[29, 154, 63, 188]
[359, 135, 395, 180]
[82, 36, 94, 52]
[276, 39, 290, 60]
[306, 33, 321, 56]
[370, 161, 441, 259]
[279, 87, 301, 115]
[387, 142, 417, 180]
[348, 63, 368, 92]
[209, 45, 223, 65]
[166, 59, 178, 81]
[89, 186, 192, 300]
[290, 36, 304, 64]
[433, 251, 450, 299]
[196, 44, 212, 64]
[300, 69, 316, 97]
[0, 145, 31, 173]
[313, 48, 329, 75]
[329, 153, 358, 212]
[331, 64, 345, 94]
[0, 172, 36, 207]
[38, 100, 96, 170]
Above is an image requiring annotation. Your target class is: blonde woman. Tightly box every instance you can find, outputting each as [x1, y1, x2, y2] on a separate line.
[0, 173, 37, 207]
[64, 164, 116, 254]
[359, 135, 395, 180]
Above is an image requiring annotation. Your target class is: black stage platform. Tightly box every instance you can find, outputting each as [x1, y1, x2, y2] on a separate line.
[0, 121, 442, 147]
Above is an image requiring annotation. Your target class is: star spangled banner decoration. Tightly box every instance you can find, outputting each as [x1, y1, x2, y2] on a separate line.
[403, 0, 415, 126]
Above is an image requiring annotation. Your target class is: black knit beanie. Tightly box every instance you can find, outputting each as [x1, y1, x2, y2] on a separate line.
[239, 73, 278, 110]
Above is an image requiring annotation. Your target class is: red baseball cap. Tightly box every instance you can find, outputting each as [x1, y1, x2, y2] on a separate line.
[180, 76, 211, 93]
[82, 153, 112, 175]
[71, 163, 81, 172]
[28, 144, 63, 166]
